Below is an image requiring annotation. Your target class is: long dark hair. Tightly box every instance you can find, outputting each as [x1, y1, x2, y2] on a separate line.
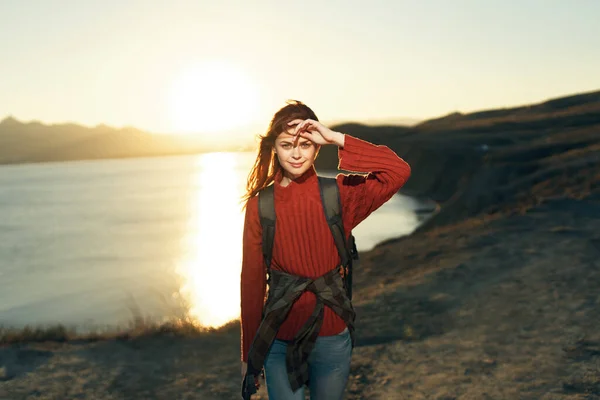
[242, 100, 319, 204]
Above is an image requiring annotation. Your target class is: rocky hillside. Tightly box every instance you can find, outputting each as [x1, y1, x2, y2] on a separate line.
[320, 89, 600, 229]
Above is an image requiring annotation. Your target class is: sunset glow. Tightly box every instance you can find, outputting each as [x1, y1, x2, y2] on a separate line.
[168, 61, 260, 135]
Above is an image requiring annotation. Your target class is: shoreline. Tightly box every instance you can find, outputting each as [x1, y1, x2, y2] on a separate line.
[0, 190, 437, 341]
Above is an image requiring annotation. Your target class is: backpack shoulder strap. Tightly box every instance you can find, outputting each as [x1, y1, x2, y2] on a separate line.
[257, 184, 276, 271]
[317, 176, 350, 267]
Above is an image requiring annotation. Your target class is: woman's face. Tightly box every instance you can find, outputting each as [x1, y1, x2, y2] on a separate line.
[274, 131, 318, 180]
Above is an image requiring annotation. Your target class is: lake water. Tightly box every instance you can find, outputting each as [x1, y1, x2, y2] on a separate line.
[0, 152, 424, 332]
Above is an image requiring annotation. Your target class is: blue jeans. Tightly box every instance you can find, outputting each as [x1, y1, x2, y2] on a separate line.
[264, 328, 352, 400]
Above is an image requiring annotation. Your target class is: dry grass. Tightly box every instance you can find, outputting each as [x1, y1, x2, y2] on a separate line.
[0, 316, 223, 346]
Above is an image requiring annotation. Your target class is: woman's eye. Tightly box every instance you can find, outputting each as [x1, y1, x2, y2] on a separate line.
[281, 144, 291, 149]
[301, 143, 312, 148]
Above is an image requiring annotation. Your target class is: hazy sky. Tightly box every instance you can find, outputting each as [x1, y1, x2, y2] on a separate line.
[1, 0, 599, 136]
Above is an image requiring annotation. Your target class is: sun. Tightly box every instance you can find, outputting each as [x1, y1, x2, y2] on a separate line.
[168, 61, 260, 134]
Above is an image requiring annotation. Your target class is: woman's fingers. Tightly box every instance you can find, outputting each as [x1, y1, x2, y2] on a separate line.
[289, 119, 325, 141]
[293, 120, 309, 136]
[300, 130, 326, 145]
[288, 118, 315, 126]
[287, 119, 303, 135]
[298, 131, 312, 142]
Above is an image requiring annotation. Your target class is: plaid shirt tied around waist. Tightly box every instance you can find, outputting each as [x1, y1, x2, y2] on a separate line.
[245, 265, 356, 392]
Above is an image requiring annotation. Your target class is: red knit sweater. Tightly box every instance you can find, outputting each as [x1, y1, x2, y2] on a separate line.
[240, 134, 411, 362]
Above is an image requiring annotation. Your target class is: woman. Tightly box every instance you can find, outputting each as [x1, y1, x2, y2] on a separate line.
[240, 100, 411, 399]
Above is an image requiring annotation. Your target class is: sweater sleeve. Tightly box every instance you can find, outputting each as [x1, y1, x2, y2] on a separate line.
[240, 195, 267, 362]
[336, 134, 411, 231]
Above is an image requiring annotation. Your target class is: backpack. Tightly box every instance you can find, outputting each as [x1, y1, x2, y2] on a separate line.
[257, 176, 359, 300]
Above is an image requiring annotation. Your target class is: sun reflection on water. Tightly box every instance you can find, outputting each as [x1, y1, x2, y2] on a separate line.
[176, 152, 245, 328]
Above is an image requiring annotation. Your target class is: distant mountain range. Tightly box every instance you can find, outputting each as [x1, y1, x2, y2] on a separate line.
[0, 117, 243, 165]
[0, 90, 598, 166]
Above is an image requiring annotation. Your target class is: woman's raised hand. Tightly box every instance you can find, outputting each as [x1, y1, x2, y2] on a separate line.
[287, 119, 345, 147]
